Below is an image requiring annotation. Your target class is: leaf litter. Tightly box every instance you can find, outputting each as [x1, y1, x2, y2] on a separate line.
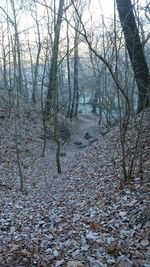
[0, 107, 150, 266]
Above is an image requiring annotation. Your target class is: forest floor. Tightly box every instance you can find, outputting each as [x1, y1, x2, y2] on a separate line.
[0, 107, 150, 267]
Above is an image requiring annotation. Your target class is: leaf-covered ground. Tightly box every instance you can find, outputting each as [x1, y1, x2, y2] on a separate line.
[0, 107, 150, 267]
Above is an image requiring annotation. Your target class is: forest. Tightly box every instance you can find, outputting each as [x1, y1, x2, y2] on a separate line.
[0, 0, 150, 266]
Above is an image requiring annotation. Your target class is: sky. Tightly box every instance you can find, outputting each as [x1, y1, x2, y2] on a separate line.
[0, 0, 149, 45]
[21, 0, 115, 31]
[94, 0, 114, 17]
[18, 0, 115, 43]
[91, 0, 149, 19]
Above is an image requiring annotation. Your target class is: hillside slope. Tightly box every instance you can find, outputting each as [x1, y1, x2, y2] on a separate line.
[0, 108, 150, 266]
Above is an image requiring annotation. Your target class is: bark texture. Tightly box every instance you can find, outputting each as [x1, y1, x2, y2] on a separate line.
[45, 0, 65, 117]
[116, 0, 150, 112]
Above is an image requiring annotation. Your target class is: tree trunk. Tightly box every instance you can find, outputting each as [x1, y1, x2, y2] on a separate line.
[66, 20, 72, 117]
[45, 0, 65, 117]
[70, 26, 79, 119]
[74, 41, 79, 117]
[32, 11, 41, 104]
[116, 0, 150, 112]
[92, 91, 98, 114]
[44, 0, 64, 173]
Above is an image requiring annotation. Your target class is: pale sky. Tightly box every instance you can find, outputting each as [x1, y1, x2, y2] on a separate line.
[91, 0, 149, 19]
[0, 0, 148, 45]
[93, 0, 114, 17]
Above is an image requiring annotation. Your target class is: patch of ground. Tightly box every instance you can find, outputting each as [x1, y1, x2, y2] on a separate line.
[0, 107, 149, 266]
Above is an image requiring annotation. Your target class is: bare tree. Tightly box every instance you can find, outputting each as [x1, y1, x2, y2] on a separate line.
[116, 0, 150, 112]
[69, 20, 79, 119]
[66, 17, 72, 117]
[31, 3, 42, 104]
[43, 0, 65, 173]
[44, 0, 65, 118]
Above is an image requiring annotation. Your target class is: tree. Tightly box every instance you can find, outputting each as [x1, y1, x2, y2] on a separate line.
[43, 0, 65, 173]
[116, 0, 150, 112]
[31, 2, 42, 104]
[69, 22, 79, 119]
[44, 0, 65, 118]
[66, 16, 72, 118]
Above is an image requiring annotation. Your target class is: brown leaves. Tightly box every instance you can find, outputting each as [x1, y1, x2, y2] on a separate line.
[106, 240, 129, 256]
[90, 221, 101, 231]
[0, 109, 150, 266]
[20, 249, 31, 257]
[106, 244, 120, 255]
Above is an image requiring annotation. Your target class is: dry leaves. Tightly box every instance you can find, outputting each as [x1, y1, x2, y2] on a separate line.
[0, 108, 150, 266]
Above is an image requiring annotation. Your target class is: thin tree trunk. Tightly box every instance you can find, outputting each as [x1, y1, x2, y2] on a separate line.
[45, 0, 65, 117]
[66, 21, 72, 117]
[70, 26, 79, 119]
[14, 106, 24, 191]
[74, 41, 79, 117]
[44, 0, 64, 173]
[32, 9, 41, 104]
